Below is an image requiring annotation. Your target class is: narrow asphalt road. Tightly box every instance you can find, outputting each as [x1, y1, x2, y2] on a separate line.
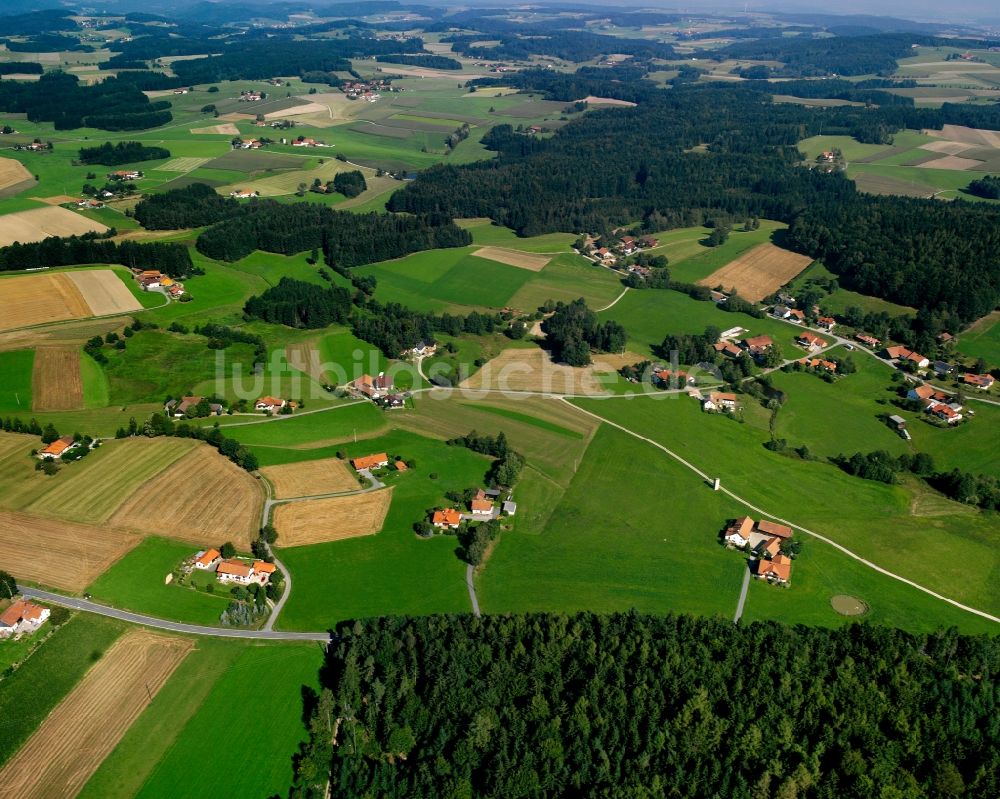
[466, 564, 481, 617]
[733, 567, 751, 623]
[20, 587, 331, 641]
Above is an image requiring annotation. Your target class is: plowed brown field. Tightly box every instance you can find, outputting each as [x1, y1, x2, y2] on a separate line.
[261, 456, 359, 499]
[273, 488, 392, 546]
[31, 346, 83, 411]
[0, 630, 191, 799]
[110, 444, 264, 548]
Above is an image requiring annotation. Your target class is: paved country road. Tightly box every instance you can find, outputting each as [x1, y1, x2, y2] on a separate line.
[19, 587, 332, 642]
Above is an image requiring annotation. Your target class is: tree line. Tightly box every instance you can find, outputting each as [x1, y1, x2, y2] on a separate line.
[375, 54, 461, 70]
[0, 235, 195, 278]
[116, 413, 259, 472]
[290, 611, 1000, 798]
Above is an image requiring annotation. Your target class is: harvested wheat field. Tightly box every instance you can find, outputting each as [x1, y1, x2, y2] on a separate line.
[0, 206, 107, 247]
[110, 444, 263, 548]
[265, 102, 328, 120]
[577, 95, 637, 107]
[32, 194, 80, 205]
[926, 124, 1000, 147]
[0, 630, 191, 799]
[159, 156, 211, 172]
[216, 112, 255, 122]
[472, 246, 552, 272]
[0, 316, 125, 353]
[0, 272, 91, 332]
[917, 155, 984, 171]
[65, 269, 142, 316]
[31, 346, 83, 411]
[27, 436, 197, 524]
[919, 140, 974, 155]
[699, 243, 813, 302]
[0, 510, 140, 591]
[0, 155, 34, 196]
[273, 488, 392, 546]
[190, 123, 240, 135]
[460, 347, 613, 395]
[261, 456, 359, 499]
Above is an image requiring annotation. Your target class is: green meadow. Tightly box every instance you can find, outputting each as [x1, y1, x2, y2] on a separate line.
[86, 538, 234, 626]
[0, 349, 34, 413]
[659, 220, 787, 284]
[572, 395, 1000, 624]
[957, 311, 1000, 366]
[273, 429, 492, 629]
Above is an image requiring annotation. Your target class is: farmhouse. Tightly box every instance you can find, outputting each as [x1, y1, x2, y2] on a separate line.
[925, 400, 964, 424]
[756, 553, 793, 584]
[714, 341, 744, 359]
[230, 189, 260, 199]
[193, 548, 221, 569]
[800, 357, 837, 373]
[855, 333, 881, 348]
[619, 235, 637, 255]
[109, 170, 141, 181]
[933, 361, 953, 377]
[741, 335, 773, 356]
[406, 340, 437, 357]
[352, 452, 389, 471]
[216, 559, 254, 584]
[235, 139, 263, 150]
[38, 435, 76, 459]
[756, 519, 793, 539]
[164, 396, 223, 417]
[240, 91, 264, 101]
[723, 516, 754, 548]
[963, 373, 995, 390]
[796, 332, 826, 350]
[816, 316, 836, 332]
[255, 396, 287, 413]
[0, 599, 50, 638]
[653, 369, 691, 388]
[884, 346, 929, 369]
[432, 508, 462, 529]
[703, 391, 739, 412]
[470, 498, 494, 517]
[253, 560, 276, 582]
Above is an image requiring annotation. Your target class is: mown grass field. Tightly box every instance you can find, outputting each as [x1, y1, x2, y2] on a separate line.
[274, 429, 492, 629]
[662, 221, 787, 285]
[79, 639, 323, 799]
[788, 261, 916, 318]
[0, 613, 126, 768]
[957, 311, 1000, 366]
[507, 253, 623, 311]
[227, 401, 387, 451]
[458, 218, 576, 253]
[572, 395, 1000, 625]
[86, 537, 234, 626]
[479, 425, 749, 618]
[0, 348, 34, 413]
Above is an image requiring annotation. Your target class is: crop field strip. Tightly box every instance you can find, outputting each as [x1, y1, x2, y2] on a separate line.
[471, 246, 552, 272]
[698, 243, 813, 302]
[64, 270, 142, 316]
[31, 346, 83, 411]
[25, 436, 197, 524]
[0, 630, 192, 799]
[261, 456, 359, 499]
[0, 206, 107, 247]
[0, 155, 35, 197]
[109, 444, 264, 549]
[273, 487, 393, 546]
[0, 269, 140, 332]
[158, 156, 212, 172]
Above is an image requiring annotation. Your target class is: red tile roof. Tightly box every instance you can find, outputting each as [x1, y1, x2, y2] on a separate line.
[352, 453, 389, 471]
[756, 519, 793, 539]
[433, 508, 462, 526]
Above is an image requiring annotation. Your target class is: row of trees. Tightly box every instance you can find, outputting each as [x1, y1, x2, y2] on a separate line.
[116, 414, 259, 472]
[0, 235, 195, 277]
[291, 612, 1000, 798]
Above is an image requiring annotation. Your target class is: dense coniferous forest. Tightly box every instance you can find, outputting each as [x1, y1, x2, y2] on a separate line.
[968, 175, 1000, 200]
[390, 80, 1000, 324]
[542, 299, 627, 365]
[243, 278, 353, 329]
[441, 24, 676, 62]
[0, 63, 43, 75]
[375, 53, 461, 70]
[291, 612, 1000, 799]
[196, 202, 470, 265]
[0, 237, 194, 277]
[0, 72, 171, 130]
[78, 141, 170, 166]
[133, 183, 241, 230]
[708, 32, 917, 76]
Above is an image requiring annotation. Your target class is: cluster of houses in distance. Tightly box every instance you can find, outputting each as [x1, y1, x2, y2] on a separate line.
[341, 78, 393, 101]
[722, 516, 795, 585]
[584, 234, 660, 268]
[190, 548, 276, 585]
[350, 373, 407, 409]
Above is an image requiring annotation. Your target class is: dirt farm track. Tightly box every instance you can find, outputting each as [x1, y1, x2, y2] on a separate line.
[0, 630, 192, 799]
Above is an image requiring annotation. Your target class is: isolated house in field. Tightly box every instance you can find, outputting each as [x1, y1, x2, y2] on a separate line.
[723, 516, 754, 548]
[0, 600, 50, 638]
[432, 508, 462, 529]
[110, 169, 141, 180]
[963, 373, 995, 390]
[255, 396, 287, 413]
[193, 548, 221, 570]
[407, 340, 437, 357]
[38, 436, 75, 460]
[164, 396, 223, 417]
[351, 452, 389, 471]
[756, 553, 792, 584]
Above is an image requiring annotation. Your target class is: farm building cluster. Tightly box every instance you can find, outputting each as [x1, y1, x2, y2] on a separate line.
[189, 548, 277, 586]
[722, 516, 796, 585]
[586, 234, 659, 267]
[133, 269, 186, 299]
[432, 488, 516, 529]
[351, 373, 407, 409]
[341, 79, 392, 101]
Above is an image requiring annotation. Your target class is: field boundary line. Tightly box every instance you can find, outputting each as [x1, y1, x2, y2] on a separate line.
[562, 398, 1000, 626]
